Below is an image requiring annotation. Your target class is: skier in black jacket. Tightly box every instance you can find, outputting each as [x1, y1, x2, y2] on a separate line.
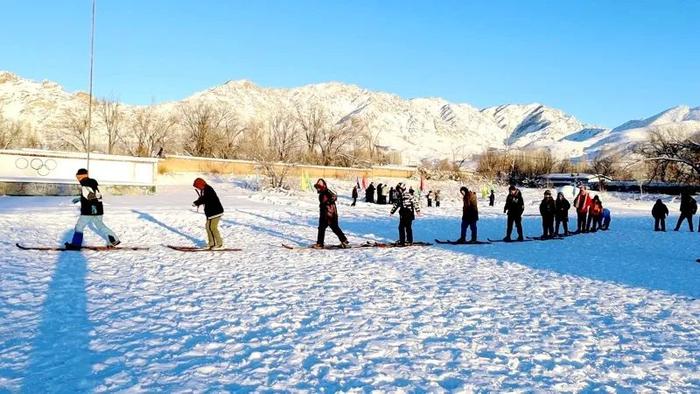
[390, 182, 421, 245]
[313, 179, 349, 248]
[503, 185, 525, 241]
[674, 192, 697, 232]
[193, 177, 225, 249]
[554, 191, 571, 236]
[64, 168, 120, 250]
[365, 182, 375, 203]
[539, 190, 556, 238]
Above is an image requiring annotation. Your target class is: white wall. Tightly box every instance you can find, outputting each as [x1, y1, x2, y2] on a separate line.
[0, 149, 157, 186]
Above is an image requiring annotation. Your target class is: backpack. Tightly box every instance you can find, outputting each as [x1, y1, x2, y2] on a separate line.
[691, 198, 698, 215]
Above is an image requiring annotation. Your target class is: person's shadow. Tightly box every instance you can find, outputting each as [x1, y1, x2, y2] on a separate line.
[22, 230, 97, 392]
[132, 209, 203, 247]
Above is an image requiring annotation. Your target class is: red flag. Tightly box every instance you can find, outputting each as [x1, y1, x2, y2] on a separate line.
[420, 176, 425, 192]
[361, 175, 368, 189]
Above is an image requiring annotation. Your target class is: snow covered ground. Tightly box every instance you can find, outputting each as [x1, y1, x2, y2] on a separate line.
[1, 176, 699, 392]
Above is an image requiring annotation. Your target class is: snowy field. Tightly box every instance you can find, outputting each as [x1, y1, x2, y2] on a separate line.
[1, 176, 699, 392]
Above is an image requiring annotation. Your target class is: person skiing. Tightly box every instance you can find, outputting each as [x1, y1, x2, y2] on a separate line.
[503, 185, 525, 241]
[489, 190, 495, 207]
[192, 178, 225, 249]
[554, 191, 571, 236]
[573, 185, 592, 233]
[435, 190, 441, 207]
[587, 195, 603, 232]
[365, 182, 376, 203]
[539, 190, 556, 238]
[64, 168, 121, 250]
[426, 190, 434, 207]
[351, 185, 358, 207]
[313, 178, 349, 248]
[389, 187, 396, 204]
[674, 191, 697, 232]
[457, 186, 479, 243]
[390, 182, 421, 246]
[652, 199, 669, 231]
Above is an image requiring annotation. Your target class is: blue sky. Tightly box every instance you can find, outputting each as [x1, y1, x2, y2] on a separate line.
[2, 0, 698, 127]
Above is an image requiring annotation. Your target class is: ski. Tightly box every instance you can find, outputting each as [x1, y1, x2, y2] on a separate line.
[434, 239, 491, 245]
[166, 245, 242, 252]
[16, 243, 149, 251]
[526, 236, 565, 241]
[487, 238, 535, 243]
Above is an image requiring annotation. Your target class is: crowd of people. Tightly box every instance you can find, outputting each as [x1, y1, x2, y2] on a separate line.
[59, 170, 697, 251]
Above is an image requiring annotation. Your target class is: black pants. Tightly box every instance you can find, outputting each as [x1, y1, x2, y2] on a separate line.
[674, 213, 694, 231]
[555, 218, 568, 235]
[427, 199, 432, 207]
[317, 216, 348, 245]
[577, 211, 588, 233]
[542, 215, 554, 238]
[460, 218, 477, 241]
[436, 201, 440, 207]
[587, 214, 601, 232]
[506, 215, 523, 240]
[654, 217, 666, 231]
[351, 197, 356, 206]
[398, 211, 414, 244]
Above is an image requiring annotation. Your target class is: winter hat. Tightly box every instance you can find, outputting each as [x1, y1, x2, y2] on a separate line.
[193, 178, 206, 190]
[76, 168, 88, 176]
[396, 182, 405, 191]
[314, 178, 327, 191]
[544, 190, 552, 196]
[509, 185, 516, 191]
[460, 186, 468, 195]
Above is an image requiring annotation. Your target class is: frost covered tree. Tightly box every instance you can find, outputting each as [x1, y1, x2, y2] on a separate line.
[636, 130, 700, 184]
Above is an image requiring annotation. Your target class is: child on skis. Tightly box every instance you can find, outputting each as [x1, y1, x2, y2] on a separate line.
[64, 168, 120, 250]
[554, 191, 571, 236]
[503, 185, 525, 241]
[457, 186, 478, 243]
[192, 178, 225, 249]
[313, 179, 349, 248]
[390, 182, 421, 246]
[652, 199, 669, 231]
[539, 190, 556, 238]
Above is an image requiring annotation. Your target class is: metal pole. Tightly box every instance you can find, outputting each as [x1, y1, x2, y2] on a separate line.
[86, 0, 96, 171]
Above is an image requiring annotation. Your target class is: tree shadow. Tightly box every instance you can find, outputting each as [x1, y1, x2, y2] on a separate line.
[22, 230, 96, 392]
[132, 209, 203, 247]
[340, 215, 700, 299]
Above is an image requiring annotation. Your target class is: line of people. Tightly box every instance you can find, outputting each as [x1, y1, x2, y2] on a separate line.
[651, 191, 698, 232]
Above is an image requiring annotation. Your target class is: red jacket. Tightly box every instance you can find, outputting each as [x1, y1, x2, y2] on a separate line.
[573, 192, 592, 214]
[589, 200, 603, 217]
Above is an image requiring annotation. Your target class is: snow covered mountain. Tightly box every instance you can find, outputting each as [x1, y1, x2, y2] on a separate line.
[0, 71, 697, 163]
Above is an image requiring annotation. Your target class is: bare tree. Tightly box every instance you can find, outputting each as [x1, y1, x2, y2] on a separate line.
[54, 107, 90, 152]
[125, 108, 176, 157]
[636, 129, 700, 183]
[295, 105, 326, 160]
[250, 113, 301, 188]
[97, 97, 123, 154]
[180, 101, 244, 158]
[591, 153, 619, 190]
[0, 110, 25, 149]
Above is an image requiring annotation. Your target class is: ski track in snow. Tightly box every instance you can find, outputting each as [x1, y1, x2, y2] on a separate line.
[1, 184, 699, 392]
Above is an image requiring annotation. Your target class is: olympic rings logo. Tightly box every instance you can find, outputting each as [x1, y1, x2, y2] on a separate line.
[15, 157, 58, 176]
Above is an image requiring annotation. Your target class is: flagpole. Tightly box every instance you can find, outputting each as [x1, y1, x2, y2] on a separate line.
[86, 0, 96, 171]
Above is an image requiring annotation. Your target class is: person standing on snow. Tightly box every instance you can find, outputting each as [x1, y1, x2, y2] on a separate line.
[503, 185, 525, 241]
[192, 178, 225, 249]
[587, 195, 603, 232]
[539, 190, 556, 238]
[554, 191, 571, 236]
[457, 186, 479, 243]
[489, 190, 495, 207]
[365, 182, 376, 203]
[674, 191, 697, 232]
[652, 199, 669, 231]
[573, 185, 592, 233]
[64, 168, 121, 250]
[351, 185, 358, 207]
[435, 190, 442, 207]
[390, 182, 421, 246]
[313, 179, 350, 248]
[426, 190, 434, 207]
[376, 183, 385, 204]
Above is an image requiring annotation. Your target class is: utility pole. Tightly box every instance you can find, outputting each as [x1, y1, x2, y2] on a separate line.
[86, 0, 96, 171]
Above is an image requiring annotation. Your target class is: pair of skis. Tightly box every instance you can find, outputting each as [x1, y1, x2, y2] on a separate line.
[281, 241, 433, 250]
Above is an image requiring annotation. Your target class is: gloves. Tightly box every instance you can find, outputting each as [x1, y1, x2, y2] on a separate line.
[72, 197, 81, 204]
